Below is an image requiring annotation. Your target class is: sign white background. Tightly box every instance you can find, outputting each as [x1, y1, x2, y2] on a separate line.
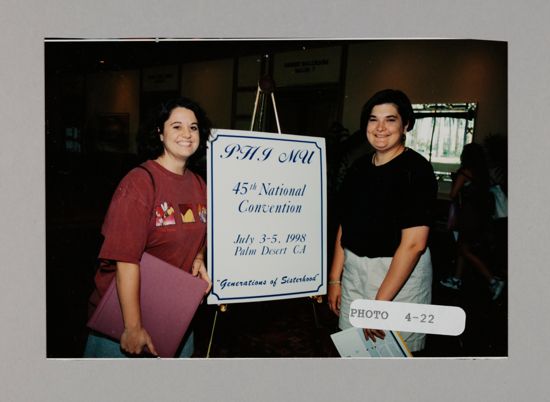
[207, 129, 327, 304]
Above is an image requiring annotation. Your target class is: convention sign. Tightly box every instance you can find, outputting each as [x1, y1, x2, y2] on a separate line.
[207, 129, 327, 304]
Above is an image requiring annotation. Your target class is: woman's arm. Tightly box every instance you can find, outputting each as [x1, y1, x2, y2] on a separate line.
[191, 246, 212, 293]
[450, 169, 469, 199]
[328, 225, 345, 316]
[375, 225, 430, 301]
[364, 225, 430, 342]
[116, 261, 158, 356]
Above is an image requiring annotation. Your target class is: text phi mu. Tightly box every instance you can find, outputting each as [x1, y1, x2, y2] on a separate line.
[219, 144, 316, 164]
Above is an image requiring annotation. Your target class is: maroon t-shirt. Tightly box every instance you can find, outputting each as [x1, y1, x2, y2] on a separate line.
[88, 160, 207, 312]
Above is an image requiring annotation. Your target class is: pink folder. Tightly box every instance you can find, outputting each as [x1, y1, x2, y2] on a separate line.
[87, 252, 208, 358]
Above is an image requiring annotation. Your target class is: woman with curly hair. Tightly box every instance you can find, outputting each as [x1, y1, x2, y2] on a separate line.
[84, 97, 212, 357]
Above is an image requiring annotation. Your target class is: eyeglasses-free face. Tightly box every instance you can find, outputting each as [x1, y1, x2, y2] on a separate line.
[366, 103, 407, 154]
[160, 106, 200, 163]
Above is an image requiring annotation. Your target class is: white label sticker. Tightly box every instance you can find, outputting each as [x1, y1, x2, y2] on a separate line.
[349, 300, 466, 336]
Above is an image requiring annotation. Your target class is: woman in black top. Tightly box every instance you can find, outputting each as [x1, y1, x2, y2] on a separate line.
[328, 89, 437, 352]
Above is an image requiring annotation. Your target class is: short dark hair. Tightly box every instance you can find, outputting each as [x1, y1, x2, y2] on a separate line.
[138, 97, 211, 165]
[359, 89, 415, 133]
[460, 142, 487, 171]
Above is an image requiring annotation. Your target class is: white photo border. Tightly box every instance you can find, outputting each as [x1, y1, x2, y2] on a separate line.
[2, 0, 548, 401]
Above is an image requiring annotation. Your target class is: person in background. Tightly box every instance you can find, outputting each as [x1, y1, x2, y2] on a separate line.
[328, 89, 437, 353]
[484, 133, 508, 278]
[440, 142, 505, 300]
[84, 97, 212, 357]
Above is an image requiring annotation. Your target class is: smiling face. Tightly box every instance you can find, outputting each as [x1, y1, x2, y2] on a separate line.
[159, 106, 200, 163]
[366, 103, 407, 153]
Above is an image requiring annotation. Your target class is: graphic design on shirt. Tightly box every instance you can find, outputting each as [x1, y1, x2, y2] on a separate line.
[155, 201, 176, 227]
[197, 203, 207, 223]
[179, 204, 196, 223]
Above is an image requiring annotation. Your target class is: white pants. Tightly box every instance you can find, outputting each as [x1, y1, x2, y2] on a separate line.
[339, 248, 433, 352]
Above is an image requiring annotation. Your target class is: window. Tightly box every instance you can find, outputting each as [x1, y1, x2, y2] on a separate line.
[405, 102, 477, 195]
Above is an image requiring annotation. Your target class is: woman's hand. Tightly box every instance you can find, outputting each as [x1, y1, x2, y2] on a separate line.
[327, 283, 342, 316]
[116, 261, 158, 357]
[192, 257, 212, 294]
[120, 326, 158, 356]
[364, 328, 386, 343]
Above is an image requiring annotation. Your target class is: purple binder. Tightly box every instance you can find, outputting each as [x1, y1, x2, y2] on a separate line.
[87, 252, 208, 358]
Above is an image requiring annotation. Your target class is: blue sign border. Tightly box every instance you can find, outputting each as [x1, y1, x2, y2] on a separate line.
[208, 132, 326, 302]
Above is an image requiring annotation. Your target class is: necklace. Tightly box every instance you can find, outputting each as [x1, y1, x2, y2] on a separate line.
[372, 146, 407, 166]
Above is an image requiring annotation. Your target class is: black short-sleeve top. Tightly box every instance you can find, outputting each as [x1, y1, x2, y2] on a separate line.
[338, 148, 438, 258]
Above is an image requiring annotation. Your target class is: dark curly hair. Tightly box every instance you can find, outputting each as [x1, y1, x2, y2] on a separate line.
[359, 89, 415, 137]
[138, 97, 211, 167]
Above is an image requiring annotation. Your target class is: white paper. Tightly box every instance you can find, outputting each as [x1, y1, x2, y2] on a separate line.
[330, 327, 412, 358]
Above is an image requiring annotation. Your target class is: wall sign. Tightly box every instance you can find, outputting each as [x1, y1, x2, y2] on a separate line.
[142, 65, 178, 92]
[207, 129, 327, 304]
[273, 46, 341, 87]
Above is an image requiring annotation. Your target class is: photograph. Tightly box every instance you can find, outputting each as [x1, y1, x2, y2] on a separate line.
[5, 0, 550, 400]
[45, 38, 508, 359]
